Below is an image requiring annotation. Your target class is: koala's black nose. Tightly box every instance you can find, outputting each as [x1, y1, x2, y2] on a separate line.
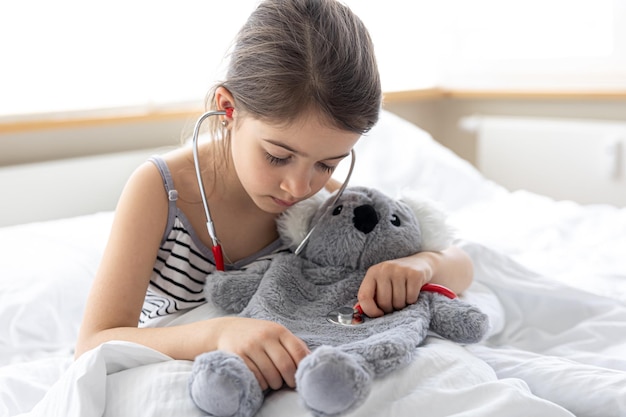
[353, 204, 379, 234]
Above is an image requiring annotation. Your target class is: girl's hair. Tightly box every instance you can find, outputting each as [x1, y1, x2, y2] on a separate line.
[205, 0, 381, 137]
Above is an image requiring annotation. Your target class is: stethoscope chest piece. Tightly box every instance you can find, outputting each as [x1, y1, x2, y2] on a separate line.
[326, 306, 364, 326]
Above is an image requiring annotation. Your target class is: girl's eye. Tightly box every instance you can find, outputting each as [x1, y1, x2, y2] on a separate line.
[390, 214, 401, 226]
[265, 152, 289, 166]
[332, 205, 343, 215]
[265, 153, 333, 173]
[316, 162, 335, 174]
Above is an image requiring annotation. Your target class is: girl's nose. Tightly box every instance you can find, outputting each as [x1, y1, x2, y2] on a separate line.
[281, 168, 312, 199]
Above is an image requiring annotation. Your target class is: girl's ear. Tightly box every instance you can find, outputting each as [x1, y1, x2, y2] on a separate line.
[276, 190, 330, 250]
[215, 86, 236, 115]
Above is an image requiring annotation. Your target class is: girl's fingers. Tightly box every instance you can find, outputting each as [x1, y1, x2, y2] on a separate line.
[246, 350, 284, 391]
[243, 329, 310, 390]
[405, 278, 421, 305]
[374, 278, 394, 314]
[391, 277, 408, 310]
[265, 346, 298, 388]
[241, 356, 270, 391]
[357, 274, 384, 317]
[277, 334, 310, 387]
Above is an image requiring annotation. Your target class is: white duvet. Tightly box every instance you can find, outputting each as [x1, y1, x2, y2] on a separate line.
[2, 111, 626, 417]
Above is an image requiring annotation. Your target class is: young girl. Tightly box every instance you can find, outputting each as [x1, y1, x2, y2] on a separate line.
[75, 0, 473, 393]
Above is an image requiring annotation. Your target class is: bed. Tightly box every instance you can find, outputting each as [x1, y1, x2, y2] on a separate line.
[2, 110, 625, 417]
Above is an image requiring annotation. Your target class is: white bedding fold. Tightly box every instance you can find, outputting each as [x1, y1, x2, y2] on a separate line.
[463, 241, 626, 417]
[15, 339, 575, 417]
[469, 345, 626, 417]
[462, 241, 626, 369]
[14, 342, 173, 417]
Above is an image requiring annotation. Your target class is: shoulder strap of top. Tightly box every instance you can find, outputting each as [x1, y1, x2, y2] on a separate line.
[148, 155, 178, 244]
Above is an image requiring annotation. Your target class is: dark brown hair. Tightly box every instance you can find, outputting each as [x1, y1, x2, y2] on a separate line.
[206, 0, 381, 137]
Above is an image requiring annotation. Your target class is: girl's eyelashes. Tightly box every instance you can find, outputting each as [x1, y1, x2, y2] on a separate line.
[264, 152, 336, 174]
[316, 162, 335, 174]
[265, 152, 289, 166]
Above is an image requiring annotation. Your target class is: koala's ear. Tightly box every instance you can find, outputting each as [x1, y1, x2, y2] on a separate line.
[276, 189, 330, 249]
[398, 191, 456, 252]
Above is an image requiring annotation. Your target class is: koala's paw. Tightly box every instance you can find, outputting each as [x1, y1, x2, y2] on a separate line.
[189, 351, 263, 417]
[431, 297, 490, 344]
[296, 346, 372, 417]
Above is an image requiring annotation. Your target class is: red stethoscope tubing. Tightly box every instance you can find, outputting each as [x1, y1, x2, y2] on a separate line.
[212, 245, 225, 271]
[420, 283, 458, 299]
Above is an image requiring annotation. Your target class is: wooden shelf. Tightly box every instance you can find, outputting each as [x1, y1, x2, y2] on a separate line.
[3, 88, 626, 133]
[0, 107, 203, 134]
[384, 88, 626, 102]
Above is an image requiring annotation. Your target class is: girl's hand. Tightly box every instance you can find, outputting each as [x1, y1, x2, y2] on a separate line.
[213, 317, 310, 391]
[356, 254, 434, 318]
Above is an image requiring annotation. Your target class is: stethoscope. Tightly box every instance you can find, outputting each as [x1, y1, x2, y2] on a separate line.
[191, 108, 356, 272]
[192, 109, 230, 271]
[192, 110, 456, 326]
[326, 284, 458, 327]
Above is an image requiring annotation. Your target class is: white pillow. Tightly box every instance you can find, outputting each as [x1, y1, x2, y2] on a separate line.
[333, 110, 504, 211]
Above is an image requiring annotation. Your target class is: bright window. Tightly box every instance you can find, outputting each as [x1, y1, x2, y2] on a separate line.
[0, 0, 622, 119]
[435, 0, 622, 89]
[0, 1, 258, 118]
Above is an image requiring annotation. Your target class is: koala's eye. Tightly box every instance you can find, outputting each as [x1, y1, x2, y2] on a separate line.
[332, 205, 343, 216]
[390, 214, 401, 226]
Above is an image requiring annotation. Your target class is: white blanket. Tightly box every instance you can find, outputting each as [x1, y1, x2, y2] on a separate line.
[16, 340, 573, 417]
[6, 240, 626, 417]
[3, 110, 626, 417]
[6, 266, 571, 417]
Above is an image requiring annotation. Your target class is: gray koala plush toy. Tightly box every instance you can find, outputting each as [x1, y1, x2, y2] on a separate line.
[189, 186, 489, 417]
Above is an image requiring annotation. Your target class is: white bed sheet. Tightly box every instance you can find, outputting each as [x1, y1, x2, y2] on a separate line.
[450, 190, 626, 302]
[2, 110, 626, 417]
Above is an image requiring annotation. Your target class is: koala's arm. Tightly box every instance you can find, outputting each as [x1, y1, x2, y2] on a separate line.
[203, 259, 271, 313]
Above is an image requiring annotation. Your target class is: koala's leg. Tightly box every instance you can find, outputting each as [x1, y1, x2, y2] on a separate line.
[340, 318, 430, 378]
[296, 345, 371, 417]
[189, 351, 263, 417]
[296, 319, 429, 417]
[428, 293, 490, 344]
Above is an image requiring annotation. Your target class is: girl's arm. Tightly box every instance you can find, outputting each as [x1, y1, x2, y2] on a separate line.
[357, 246, 474, 318]
[75, 162, 309, 390]
[75, 162, 168, 355]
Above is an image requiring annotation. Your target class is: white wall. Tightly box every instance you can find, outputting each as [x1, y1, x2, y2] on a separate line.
[385, 96, 626, 206]
[468, 116, 626, 206]
[0, 149, 162, 227]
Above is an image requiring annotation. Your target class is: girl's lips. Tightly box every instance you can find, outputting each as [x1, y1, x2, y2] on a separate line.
[273, 197, 297, 207]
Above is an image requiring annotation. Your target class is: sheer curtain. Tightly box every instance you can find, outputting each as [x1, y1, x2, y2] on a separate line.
[0, 0, 622, 119]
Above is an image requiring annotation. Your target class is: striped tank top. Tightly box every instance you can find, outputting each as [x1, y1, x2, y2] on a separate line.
[140, 156, 288, 325]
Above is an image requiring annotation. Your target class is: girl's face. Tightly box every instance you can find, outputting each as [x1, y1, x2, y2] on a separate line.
[230, 111, 360, 214]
